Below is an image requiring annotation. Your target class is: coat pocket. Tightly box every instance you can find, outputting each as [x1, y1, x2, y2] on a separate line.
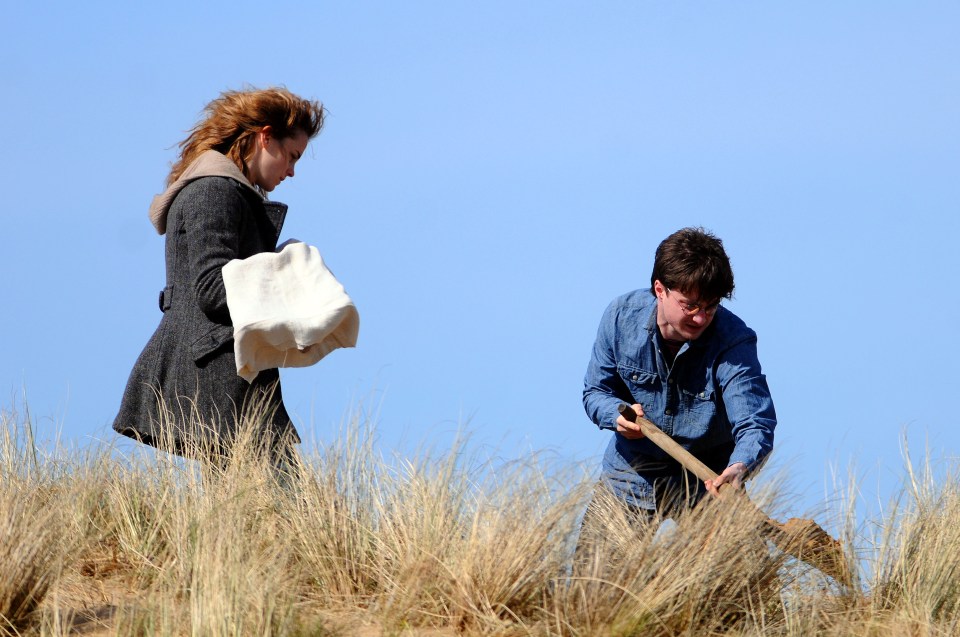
[190, 324, 234, 363]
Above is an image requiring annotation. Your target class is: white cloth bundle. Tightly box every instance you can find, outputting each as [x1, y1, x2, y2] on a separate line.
[222, 241, 359, 382]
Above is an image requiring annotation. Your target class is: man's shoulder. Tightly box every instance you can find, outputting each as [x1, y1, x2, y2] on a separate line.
[608, 288, 656, 311]
[708, 306, 758, 346]
[599, 289, 657, 338]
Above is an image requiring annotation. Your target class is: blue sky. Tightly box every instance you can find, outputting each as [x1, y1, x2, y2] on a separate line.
[3, 2, 958, 524]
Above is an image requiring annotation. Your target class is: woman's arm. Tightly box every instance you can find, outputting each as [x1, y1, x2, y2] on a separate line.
[181, 177, 247, 324]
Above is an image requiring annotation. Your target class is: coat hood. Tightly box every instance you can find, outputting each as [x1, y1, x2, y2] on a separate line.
[148, 150, 261, 235]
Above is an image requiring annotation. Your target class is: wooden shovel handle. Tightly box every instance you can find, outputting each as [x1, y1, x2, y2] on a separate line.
[618, 404, 851, 584]
[617, 403, 720, 484]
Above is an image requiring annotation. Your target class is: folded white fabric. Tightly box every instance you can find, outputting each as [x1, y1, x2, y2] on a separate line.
[222, 241, 359, 382]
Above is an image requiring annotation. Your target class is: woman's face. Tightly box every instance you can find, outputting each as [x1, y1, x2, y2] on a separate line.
[249, 127, 309, 192]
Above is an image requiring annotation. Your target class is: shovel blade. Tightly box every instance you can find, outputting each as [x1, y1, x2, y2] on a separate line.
[769, 517, 852, 586]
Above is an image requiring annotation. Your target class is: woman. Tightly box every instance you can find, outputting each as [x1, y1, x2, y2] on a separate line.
[113, 87, 325, 462]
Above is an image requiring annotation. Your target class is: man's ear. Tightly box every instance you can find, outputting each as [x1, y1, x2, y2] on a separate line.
[653, 279, 665, 299]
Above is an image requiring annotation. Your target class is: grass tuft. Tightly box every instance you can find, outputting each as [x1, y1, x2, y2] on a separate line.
[2, 401, 960, 635]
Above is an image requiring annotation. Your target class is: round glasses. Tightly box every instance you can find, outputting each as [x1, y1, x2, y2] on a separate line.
[666, 288, 721, 316]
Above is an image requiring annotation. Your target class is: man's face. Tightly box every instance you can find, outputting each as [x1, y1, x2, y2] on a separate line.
[653, 280, 719, 342]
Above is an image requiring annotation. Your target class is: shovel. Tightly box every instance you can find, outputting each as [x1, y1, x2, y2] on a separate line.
[617, 403, 851, 586]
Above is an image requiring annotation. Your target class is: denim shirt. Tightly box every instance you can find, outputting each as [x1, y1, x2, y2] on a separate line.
[582, 289, 776, 510]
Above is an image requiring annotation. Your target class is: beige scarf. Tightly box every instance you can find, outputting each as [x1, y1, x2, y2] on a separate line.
[148, 150, 260, 235]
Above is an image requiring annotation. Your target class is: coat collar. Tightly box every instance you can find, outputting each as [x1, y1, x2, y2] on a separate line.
[261, 201, 288, 245]
[148, 150, 262, 235]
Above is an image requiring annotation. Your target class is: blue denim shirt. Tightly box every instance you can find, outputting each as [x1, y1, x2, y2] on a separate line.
[583, 288, 776, 510]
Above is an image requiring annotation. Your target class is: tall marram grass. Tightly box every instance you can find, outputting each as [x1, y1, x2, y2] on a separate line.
[4, 400, 960, 635]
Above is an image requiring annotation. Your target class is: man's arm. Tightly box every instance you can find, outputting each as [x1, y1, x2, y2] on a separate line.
[715, 335, 778, 482]
[583, 300, 637, 432]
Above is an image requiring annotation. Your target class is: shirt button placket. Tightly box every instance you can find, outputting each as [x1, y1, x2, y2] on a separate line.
[662, 375, 676, 433]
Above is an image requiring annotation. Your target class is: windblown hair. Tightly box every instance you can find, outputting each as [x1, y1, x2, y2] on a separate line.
[650, 227, 735, 302]
[167, 87, 325, 187]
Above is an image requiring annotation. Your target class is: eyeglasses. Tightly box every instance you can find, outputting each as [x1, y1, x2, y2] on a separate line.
[666, 288, 721, 316]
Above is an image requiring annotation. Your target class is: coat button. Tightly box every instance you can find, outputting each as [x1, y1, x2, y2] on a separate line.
[632, 374, 638, 381]
[665, 408, 672, 415]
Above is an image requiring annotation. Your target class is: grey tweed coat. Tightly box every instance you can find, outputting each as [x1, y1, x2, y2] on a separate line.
[114, 161, 299, 454]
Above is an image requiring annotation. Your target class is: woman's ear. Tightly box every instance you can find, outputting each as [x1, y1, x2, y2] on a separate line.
[258, 125, 274, 147]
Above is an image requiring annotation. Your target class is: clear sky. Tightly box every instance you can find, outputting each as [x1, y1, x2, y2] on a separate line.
[3, 2, 958, 524]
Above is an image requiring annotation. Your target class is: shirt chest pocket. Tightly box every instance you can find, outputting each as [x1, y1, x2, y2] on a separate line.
[619, 366, 660, 403]
[678, 383, 720, 439]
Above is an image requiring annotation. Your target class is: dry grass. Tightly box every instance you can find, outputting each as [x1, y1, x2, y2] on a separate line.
[2, 401, 960, 636]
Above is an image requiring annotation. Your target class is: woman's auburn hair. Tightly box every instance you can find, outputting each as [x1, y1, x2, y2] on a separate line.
[167, 87, 325, 187]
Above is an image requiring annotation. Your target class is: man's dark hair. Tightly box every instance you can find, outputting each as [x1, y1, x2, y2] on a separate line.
[650, 227, 735, 302]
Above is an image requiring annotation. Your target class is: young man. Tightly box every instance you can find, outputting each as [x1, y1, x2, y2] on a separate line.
[582, 227, 776, 517]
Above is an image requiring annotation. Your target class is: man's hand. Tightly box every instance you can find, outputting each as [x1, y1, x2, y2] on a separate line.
[704, 462, 747, 496]
[615, 403, 646, 439]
